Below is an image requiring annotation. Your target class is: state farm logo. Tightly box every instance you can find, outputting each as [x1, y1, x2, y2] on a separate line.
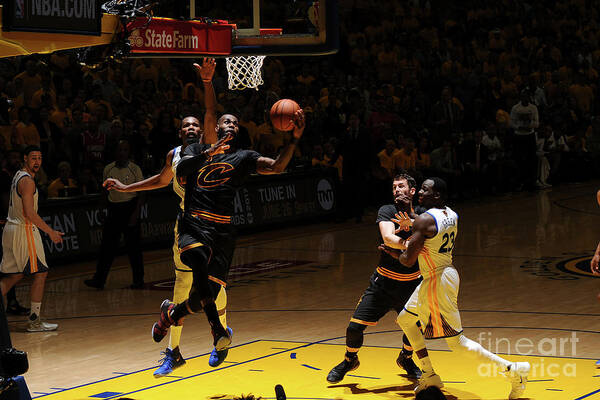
[129, 29, 144, 47]
[128, 27, 199, 50]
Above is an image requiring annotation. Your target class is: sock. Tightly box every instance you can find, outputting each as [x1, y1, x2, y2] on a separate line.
[345, 350, 358, 360]
[169, 270, 193, 350]
[30, 302, 41, 320]
[171, 300, 193, 323]
[446, 334, 511, 371]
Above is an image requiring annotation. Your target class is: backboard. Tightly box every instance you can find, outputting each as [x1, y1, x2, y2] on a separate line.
[191, 0, 338, 56]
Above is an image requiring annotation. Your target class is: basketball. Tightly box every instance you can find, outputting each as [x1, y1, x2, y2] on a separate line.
[270, 99, 300, 131]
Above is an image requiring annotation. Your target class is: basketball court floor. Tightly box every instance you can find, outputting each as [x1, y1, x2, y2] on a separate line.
[7, 181, 600, 400]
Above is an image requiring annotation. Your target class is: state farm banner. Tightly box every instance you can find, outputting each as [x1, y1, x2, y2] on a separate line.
[126, 17, 233, 56]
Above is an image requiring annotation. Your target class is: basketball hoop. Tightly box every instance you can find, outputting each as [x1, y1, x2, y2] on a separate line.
[225, 55, 266, 90]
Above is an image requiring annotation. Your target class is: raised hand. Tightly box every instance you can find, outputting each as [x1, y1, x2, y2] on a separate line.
[392, 212, 413, 233]
[194, 58, 216, 83]
[292, 109, 305, 139]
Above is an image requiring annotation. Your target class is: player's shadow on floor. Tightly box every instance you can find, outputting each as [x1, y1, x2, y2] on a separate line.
[327, 383, 414, 395]
[327, 383, 488, 400]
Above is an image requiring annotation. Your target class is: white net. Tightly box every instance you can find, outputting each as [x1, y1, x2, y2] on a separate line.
[225, 55, 266, 90]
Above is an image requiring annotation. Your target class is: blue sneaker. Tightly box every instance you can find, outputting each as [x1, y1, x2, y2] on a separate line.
[154, 347, 186, 377]
[209, 327, 232, 367]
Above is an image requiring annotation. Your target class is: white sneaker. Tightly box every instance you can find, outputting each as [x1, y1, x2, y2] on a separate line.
[414, 370, 444, 394]
[507, 362, 530, 399]
[27, 318, 58, 332]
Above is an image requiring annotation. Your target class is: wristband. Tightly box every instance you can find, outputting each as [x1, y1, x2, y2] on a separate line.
[202, 79, 212, 84]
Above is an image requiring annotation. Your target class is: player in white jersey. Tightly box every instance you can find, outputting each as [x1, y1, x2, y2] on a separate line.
[102, 59, 230, 376]
[0, 146, 64, 332]
[381, 178, 530, 399]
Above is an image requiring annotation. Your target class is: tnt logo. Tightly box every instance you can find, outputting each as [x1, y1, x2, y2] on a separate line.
[129, 30, 144, 47]
[16, 0, 24, 18]
[317, 179, 334, 211]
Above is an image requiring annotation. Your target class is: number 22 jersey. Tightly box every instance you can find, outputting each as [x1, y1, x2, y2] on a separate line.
[418, 206, 458, 279]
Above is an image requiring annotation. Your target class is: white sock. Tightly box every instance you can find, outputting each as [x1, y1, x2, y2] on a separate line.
[30, 302, 41, 319]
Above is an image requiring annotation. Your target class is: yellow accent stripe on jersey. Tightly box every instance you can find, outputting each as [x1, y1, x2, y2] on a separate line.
[350, 318, 377, 326]
[376, 267, 421, 281]
[179, 242, 204, 253]
[26, 223, 38, 273]
[208, 275, 227, 288]
[421, 253, 444, 338]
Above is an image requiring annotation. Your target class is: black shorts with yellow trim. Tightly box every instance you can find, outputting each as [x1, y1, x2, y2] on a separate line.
[351, 271, 422, 327]
[176, 229, 235, 288]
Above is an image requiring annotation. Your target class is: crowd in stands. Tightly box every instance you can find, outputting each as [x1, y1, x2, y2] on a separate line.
[1, 0, 600, 221]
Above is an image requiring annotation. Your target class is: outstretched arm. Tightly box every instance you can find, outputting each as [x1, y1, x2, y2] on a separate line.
[379, 213, 435, 268]
[104, 150, 175, 192]
[194, 58, 218, 144]
[256, 109, 305, 175]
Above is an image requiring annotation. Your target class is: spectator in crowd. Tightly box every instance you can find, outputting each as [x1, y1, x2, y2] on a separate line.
[510, 90, 539, 190]
[12, 107, 39, 149]
[47, 161, 78, 198]
[377, 139, 402, 179]
[84, 140, 144, 290]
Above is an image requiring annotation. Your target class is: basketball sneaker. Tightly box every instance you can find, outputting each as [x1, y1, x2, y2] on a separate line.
[152, 300, 182, 343]
[209, 327, 233, 367]
[506, 361, 530, 399]
[153, 347, 186, 377]
[211, 324, 232, 351]
[326, 356, 360, 383]
[414, 370, 444, 394]
[397, 350, 422, 379]
[27, 315, 58, 332]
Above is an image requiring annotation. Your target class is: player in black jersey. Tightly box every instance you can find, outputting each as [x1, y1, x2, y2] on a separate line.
[151, 110, 305, 352]
[327, 174, 424, 383]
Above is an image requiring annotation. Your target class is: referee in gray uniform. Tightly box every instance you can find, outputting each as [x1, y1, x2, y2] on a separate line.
[85, 139, 145, 289]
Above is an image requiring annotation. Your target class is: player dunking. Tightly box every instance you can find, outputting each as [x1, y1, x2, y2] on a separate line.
[103, 59, 230, 376]
[151, 109, 305, 354]
[382, 178, 530, 398]
[0, 146, 64, 332]
[327, 174, 423, 383]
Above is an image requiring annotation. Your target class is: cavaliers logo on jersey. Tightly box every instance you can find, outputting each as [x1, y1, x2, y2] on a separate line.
[197, 163, 234, 188]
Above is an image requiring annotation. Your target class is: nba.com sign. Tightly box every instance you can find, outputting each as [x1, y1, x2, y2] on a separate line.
[317, 179, 335, 211]
[4, 0, 101, 34]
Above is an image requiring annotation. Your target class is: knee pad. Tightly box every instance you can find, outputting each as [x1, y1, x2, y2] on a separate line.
[346, 322, 366, 349]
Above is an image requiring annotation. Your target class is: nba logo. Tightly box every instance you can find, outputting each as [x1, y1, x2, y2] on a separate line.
[16, 0, 24, 18]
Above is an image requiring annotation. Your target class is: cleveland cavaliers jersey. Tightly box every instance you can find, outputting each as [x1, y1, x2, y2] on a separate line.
[181, 143, 260, 226]
[418, 206, 458, 279]
[7, 170, 37, 225]
[171, 146, 185, 210]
